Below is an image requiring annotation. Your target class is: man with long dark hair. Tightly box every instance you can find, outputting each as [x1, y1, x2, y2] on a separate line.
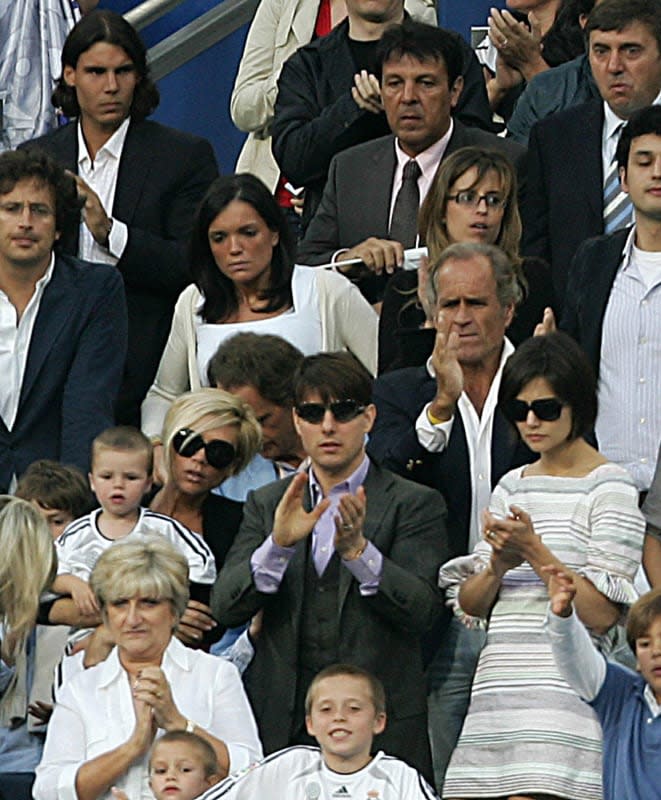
[23, 10, 218, 425]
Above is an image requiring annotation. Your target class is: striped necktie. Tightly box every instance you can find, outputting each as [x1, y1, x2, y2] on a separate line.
[603, 124, 633, 234]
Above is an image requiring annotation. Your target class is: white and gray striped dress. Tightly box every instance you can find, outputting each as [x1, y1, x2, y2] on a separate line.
[440, 462, 644, 800]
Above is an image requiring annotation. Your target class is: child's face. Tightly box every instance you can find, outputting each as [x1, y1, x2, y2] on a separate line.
[635, 615, 661, 703]
[89, 449, 152, 520]
[31, 501, 74, 539]
[305, 674, 386, 773]
[149, 740, 217, 800]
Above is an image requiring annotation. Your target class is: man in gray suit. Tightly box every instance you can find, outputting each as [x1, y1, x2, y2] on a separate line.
[212, 351, 448, 781]
[297, 19, 525, 274]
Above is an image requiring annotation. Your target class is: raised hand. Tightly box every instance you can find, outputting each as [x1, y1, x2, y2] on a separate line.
[69, 171, 113, 246]
[482, 508, 526, 577]
[534, 306, 557, 337]
[132, 667, 183, 733]
[542, 565, 577, 617]
[175, 599, 217, 646]
[273, 472, 331, 548]
[334, 486, 367, 560]
[428, 311, 463, 422]
[351, 70, 383, 114]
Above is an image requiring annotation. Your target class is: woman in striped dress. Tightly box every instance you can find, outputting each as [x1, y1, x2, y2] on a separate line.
[440, 333, 645, 800]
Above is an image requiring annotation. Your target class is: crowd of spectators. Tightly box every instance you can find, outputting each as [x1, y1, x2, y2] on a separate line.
[1, 1, 661, 799]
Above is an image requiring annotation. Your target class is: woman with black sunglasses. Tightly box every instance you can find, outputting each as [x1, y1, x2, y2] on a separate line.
[439, 333, 644, 800]
[149, 389, 261, 646]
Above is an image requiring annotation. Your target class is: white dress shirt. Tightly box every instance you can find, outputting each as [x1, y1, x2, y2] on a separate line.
[76, 118, 129, 264]
[415, 339, 515, 550]
[33, 637, 263, 800]
[595, 226, 661, 490]
[601, 89, 661, 181]
[0, 255, 54, 431]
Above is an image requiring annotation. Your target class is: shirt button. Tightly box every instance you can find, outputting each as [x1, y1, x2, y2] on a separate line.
[639, 377, 646, 384]
[368, 559, 374, 567]
[321, 546, 328, 553]
[640, 336, 648, 344]
[641, 457, 648, 464]
[478, 473, 485, 481]
[640, 417, 646, 424]
[641, 299, 648, 306]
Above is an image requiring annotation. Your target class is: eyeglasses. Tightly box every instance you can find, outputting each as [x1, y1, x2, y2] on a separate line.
[172, 428, 236, 469]
[447, 190, 507, 210]
[0, 201, 54, 219]
[505, 397, 565, 422]
[295, 400, 366, 424]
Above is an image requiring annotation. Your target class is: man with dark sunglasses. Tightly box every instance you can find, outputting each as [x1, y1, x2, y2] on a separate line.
[212, 351, 448, 783]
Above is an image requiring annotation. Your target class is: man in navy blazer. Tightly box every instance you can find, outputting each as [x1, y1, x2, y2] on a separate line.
[24, 10, 218, 424]
[367, 243, 533, 792]
[0, 149, 127, 493]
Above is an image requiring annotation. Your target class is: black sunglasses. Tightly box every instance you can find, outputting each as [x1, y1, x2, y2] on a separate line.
[295, 399, 366, 424]
[506, 397, 565, 422]
[172, 428, 236, 469]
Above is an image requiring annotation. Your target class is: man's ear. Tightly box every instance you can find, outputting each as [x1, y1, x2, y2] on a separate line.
[450, 75, 464, 109]
[63, 65, 76, 88]
[619, 165, 629, 195]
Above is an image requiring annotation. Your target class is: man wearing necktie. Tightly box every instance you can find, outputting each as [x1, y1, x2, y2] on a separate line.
[521, 0, 661, 310]
[297, 19, 524, 292]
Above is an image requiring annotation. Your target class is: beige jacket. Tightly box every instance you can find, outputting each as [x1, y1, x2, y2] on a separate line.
[141, 267, 378, 437]
[231, 0, 438, 190]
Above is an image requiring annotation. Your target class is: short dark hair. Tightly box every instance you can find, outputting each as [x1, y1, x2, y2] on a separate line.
[377, 18, 465, 87]
[15, 460, 95, 519]
[586, 0, 661, 53]
[190, 174, 295, 324]
[150, 731, 220, 778]
[616, 105, 661, 171]
[305, 663, 387, 716]
[91, 426, 153, 474]
[499, 332, 598, 440]
[207, 332, 304, 407]
[626, 588, 661, 653]
[0, 149, 81, 242]
[293, 352, 373, 407]
[52, 9, 159, 120]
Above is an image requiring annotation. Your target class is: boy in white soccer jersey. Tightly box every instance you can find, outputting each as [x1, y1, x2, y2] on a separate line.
[200, 663, 439, 800]
[52, 426, 215, 617]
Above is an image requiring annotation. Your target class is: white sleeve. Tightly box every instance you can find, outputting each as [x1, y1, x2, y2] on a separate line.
[544, 606, 607, 702]
[415, 404, 454, 453]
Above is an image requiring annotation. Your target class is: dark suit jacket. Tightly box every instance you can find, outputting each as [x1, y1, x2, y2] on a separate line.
[521, 99, 604, 308]
[272, 18, 496, 229]
[211, 460, 448, 758]
[24, 119, 218, 423]
[560, 227, 629, 378]
[0, 254, 127, 491]
[297, 121, 526, 265]
[367, 365, 534, 558]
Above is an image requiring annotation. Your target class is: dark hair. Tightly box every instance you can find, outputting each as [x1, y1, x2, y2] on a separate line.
[294, 352, 373, 407]
[499, 332, 597, 440]
[190, 174, 295, 323]
[626, 588, 661, 653]
[377, 19, 465, 87]
[0, 149, 81, 245]
[616, 105, 661, 170]
[52, 9, 159, 120]
[586, 0, 661, 52]
[305, 663, 387, 716]
[542, 0, 596, 67]
[150, 731, 220, 778]
[16, 460, 95, 519]
[92, 425, 153, 474]
[207, 332, 304, 407]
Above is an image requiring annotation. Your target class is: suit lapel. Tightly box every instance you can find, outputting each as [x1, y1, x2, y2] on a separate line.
[575, 101, 604, 221]
[112, 121, 152, 223]
[370, 139, 398, 234]
[18, 258, 74, 415]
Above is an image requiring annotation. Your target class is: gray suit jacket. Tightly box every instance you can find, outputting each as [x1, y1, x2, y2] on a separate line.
[211, 460, 448, 757]
[297, 120, 526, 265]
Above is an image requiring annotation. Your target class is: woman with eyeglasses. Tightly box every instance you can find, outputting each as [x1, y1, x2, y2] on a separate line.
[141, 173, 377, 446]
[439, 332, 644, 800]
[378, 146, 553, 373]
[149, 389, 261, 646]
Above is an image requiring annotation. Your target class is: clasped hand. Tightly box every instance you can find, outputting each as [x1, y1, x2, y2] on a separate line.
[483, 505, 538, 575]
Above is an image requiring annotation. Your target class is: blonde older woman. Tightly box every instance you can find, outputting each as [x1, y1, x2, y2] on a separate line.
[34, 537, 262, 800]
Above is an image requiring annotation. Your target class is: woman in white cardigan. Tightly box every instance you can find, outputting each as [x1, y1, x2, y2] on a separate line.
[141, 173, 377, 439]
[231, 0, 437, 190]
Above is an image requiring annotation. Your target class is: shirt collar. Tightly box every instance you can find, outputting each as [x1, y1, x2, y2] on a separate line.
[76, 116, 131, 167]
[309, 453, 370, 500]
[603, 88, 661, 146]
[644, 683, 661, 717]
[619, 224, 637, 271]
[395, 118, 454, 176]
[95, 636, 188, 688]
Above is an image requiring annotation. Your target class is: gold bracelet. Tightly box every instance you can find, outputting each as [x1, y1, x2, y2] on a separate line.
[342, 539, 367, 561]
[427, 407, 445, 425]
